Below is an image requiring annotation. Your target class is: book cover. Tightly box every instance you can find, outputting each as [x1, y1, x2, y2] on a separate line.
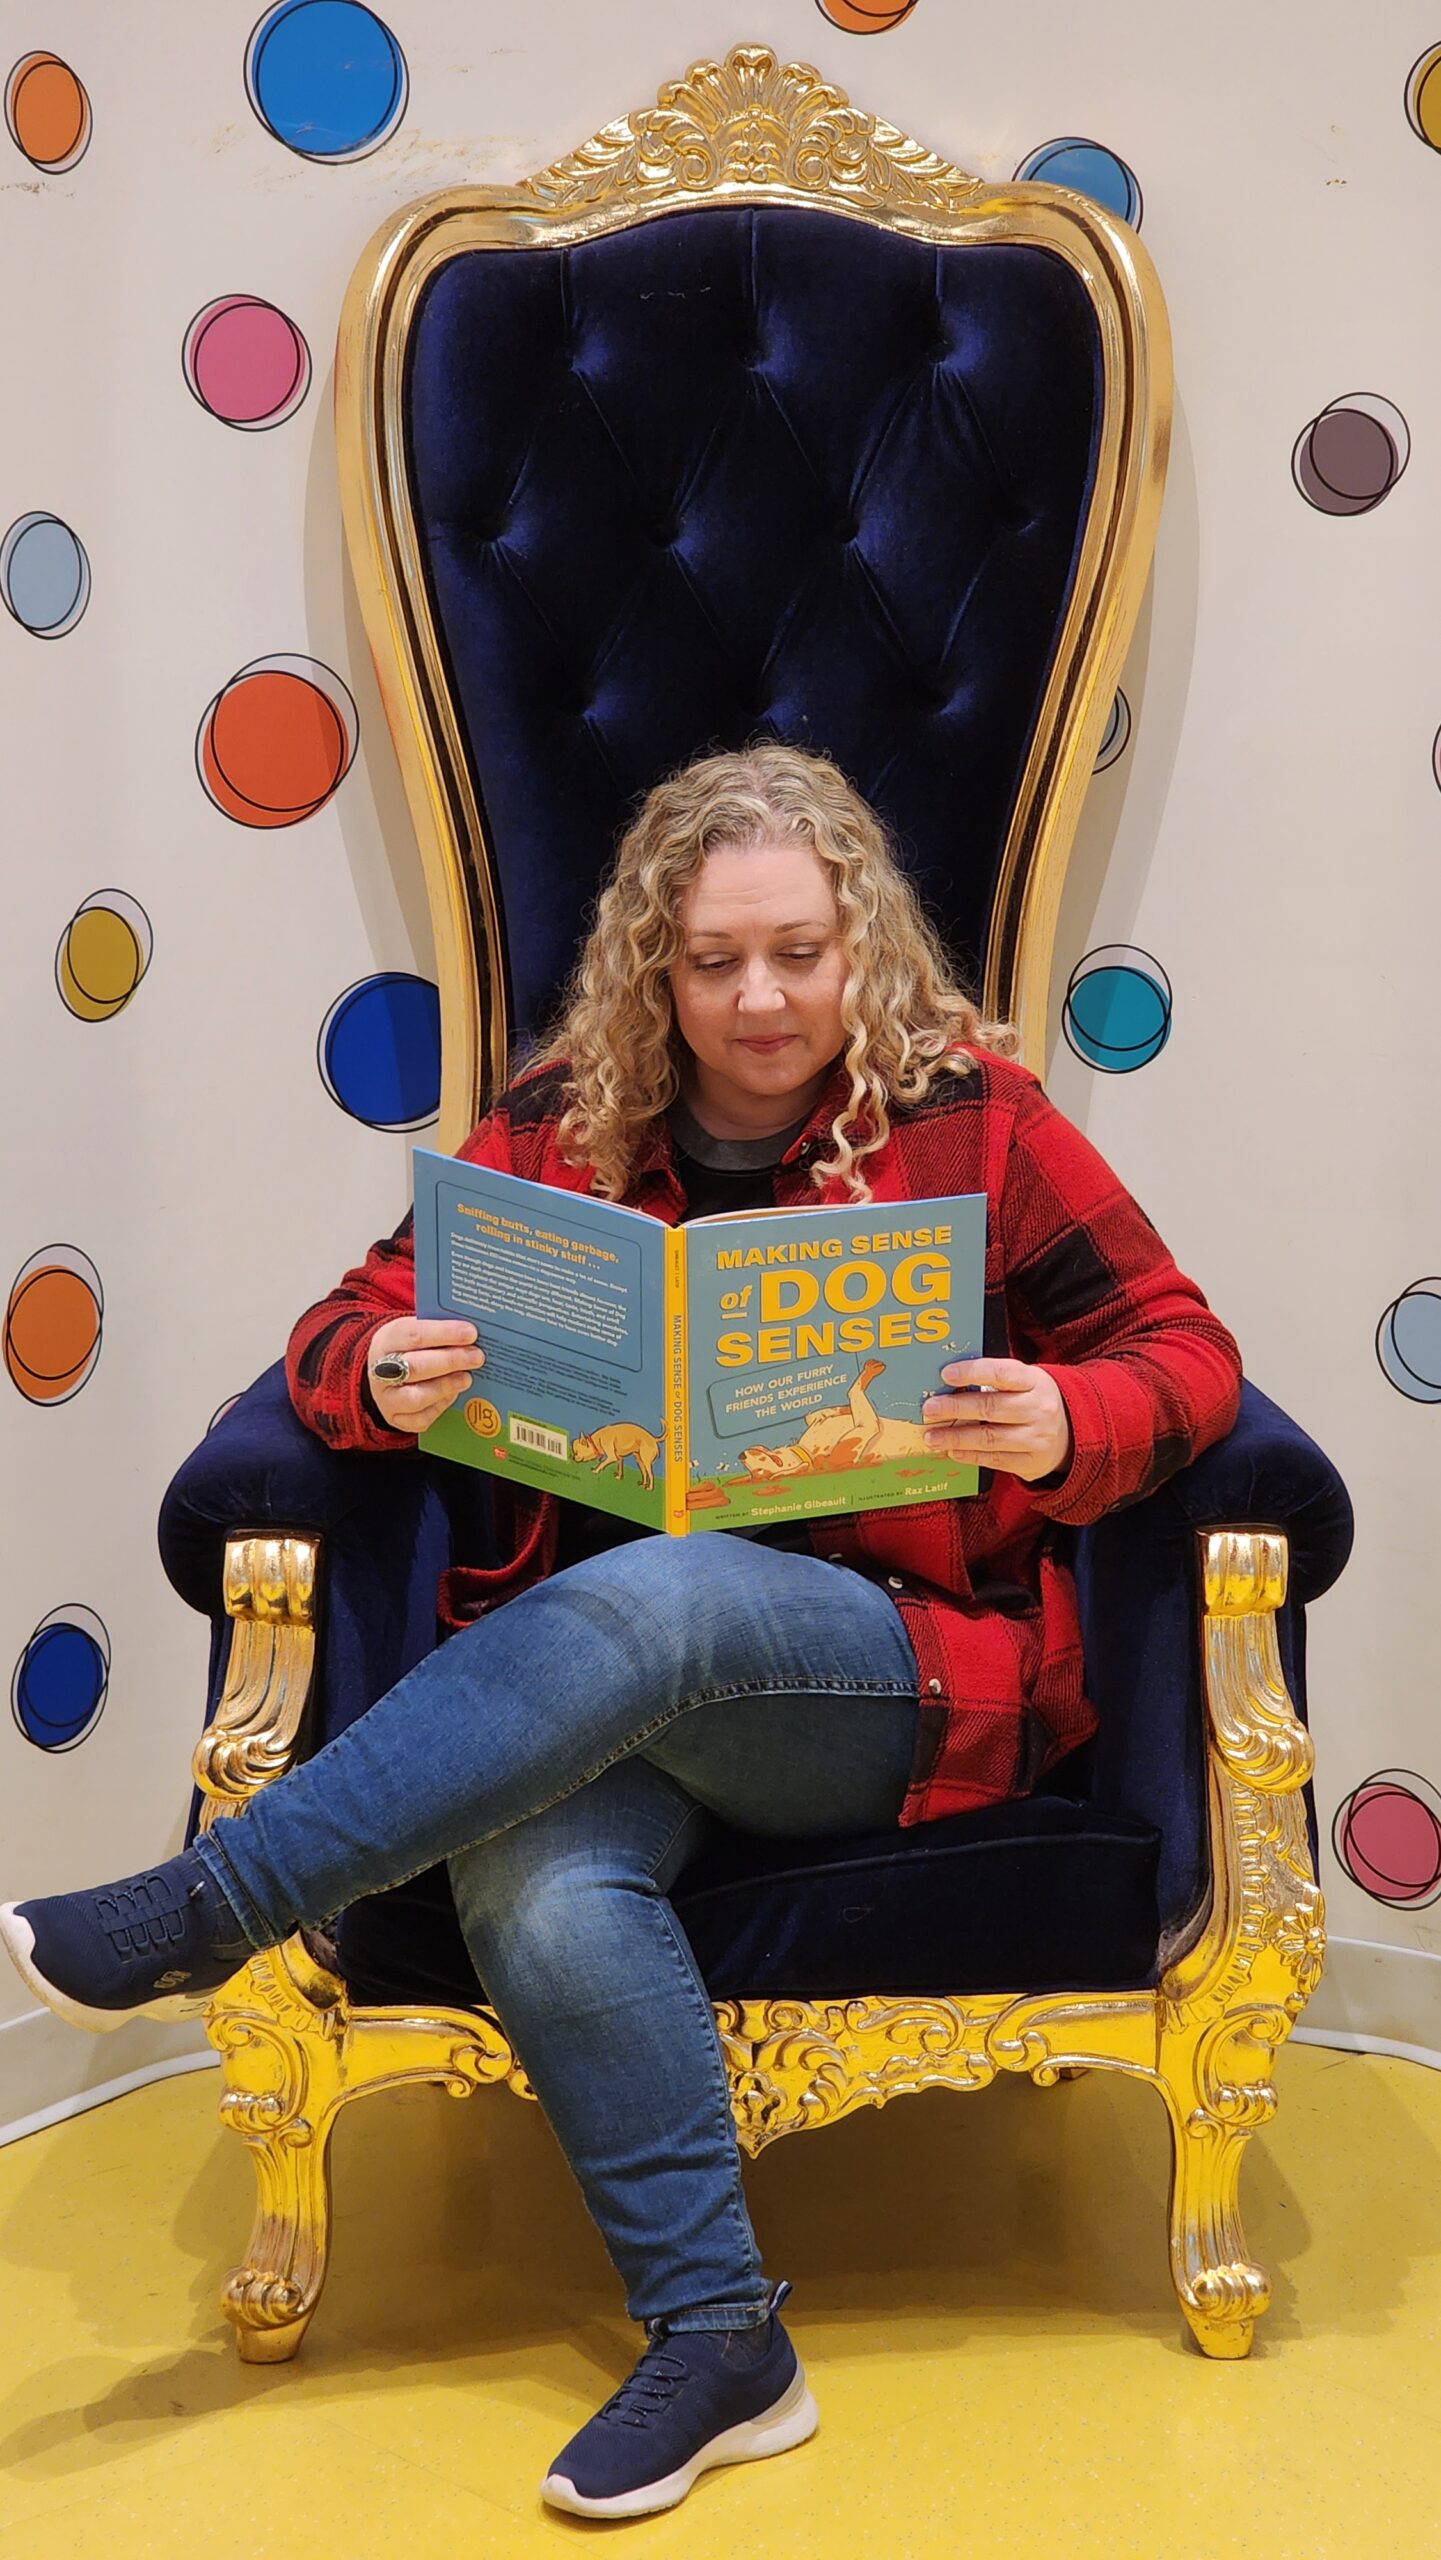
[679, 1194, 986, 1532]
[413, 1150, 986, 1533]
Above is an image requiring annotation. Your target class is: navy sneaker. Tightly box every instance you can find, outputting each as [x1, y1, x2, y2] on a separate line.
[541, 2283, 817, 2519]
[0, 1849, 255, 2034]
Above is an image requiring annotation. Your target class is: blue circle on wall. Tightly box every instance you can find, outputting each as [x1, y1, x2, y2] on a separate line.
[244, 1, 408, 163]
[1376, 1280, 1441, 1403]
[319, 972, 441, 1129]
[1062, 945, 1172, 1072]
[12, 1606, 110, 1751]
[1, 512, 90, 637]
[1014, 137, 1143, 229]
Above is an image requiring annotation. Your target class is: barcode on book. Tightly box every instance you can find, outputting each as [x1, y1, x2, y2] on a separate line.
[510, 1415, 568, 1461]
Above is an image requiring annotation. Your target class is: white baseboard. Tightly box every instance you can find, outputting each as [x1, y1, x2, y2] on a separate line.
[1292, 1933, 1441, 2073]
[0, 2000, 217, 2149]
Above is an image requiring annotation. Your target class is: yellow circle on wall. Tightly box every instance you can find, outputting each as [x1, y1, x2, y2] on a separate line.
[55, 890, 153, 1022]
[1406, 44, 1441, 148]
[464, 1395, 501, 1438]
[60, 909, 140, 1019]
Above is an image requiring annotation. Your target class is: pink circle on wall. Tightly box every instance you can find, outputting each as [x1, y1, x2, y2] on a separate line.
[183, 294, 311, 430]
[1333, 1770, 1441, 1907]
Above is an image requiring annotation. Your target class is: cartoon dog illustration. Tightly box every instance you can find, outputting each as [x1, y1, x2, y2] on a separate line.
[572, 1421, 663, 1493]
[738, 1359, 930, 1481]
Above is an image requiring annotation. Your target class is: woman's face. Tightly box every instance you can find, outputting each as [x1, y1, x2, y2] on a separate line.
[669, 837, 848, 1133]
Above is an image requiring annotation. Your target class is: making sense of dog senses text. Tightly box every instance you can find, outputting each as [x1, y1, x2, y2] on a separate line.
[412, 1154, 987, 1537]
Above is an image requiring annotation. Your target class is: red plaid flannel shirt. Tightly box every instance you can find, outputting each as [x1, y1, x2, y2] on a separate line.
[286, 1051, 1241, 1824]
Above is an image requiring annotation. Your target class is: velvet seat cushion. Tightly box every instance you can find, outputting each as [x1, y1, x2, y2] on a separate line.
[332, 1790, 1162, 2010]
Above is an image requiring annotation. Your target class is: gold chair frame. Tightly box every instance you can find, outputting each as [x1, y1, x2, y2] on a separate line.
[193, 46, 1324, 2367]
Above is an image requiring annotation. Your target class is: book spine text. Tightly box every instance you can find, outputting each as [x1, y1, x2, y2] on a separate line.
[663, 1224, 689, 1536]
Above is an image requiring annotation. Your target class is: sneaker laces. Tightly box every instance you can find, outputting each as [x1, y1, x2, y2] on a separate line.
[94, 1875, 188, 1963]
[600, 2335, 692, 2431]
[597, 2281, 792, 2431]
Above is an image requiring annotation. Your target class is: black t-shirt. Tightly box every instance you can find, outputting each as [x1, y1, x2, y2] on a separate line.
[552, 1095, 812, 1573]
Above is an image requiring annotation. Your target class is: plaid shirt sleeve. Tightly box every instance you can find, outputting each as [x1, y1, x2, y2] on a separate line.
[284, 1107, 513, 1451]
[998, 1071, 1243, 1525]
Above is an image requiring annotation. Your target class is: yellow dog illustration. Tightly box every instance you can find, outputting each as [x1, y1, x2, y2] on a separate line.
[739, 1359, 929, 1480]
[572, 1421, 663, 1493]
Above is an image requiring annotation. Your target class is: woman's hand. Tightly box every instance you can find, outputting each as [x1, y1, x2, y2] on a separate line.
[922, 1358, 1073, 1484]
[366, 1315, 482, 1437]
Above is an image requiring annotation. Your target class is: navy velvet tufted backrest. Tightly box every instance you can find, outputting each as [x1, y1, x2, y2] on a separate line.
[404, 206, 1102, 1052]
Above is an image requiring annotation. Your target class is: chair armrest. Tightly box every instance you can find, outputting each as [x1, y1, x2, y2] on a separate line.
[160, 1363, 495, 1784]
[1107, 1378, 1354, 1605]
[1071, 1379, 1353, 1939]
[159, 1361, 475, 1607]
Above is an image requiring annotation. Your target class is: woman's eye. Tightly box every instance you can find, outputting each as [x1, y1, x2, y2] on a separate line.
[687, 948, 822, 971]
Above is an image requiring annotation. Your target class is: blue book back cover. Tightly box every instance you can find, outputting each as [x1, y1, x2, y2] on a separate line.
[413, 1151, 670, 1529]
[680, 1192, 987, 1532]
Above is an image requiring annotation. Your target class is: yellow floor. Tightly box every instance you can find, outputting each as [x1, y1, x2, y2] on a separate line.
[0, 2043, 1438, 2557]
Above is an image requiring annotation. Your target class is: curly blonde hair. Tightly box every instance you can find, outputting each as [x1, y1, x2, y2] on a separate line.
[531, 741, 1018, 1202]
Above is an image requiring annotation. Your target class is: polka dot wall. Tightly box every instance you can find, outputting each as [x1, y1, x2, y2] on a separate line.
[3, 4, 1440, 2087]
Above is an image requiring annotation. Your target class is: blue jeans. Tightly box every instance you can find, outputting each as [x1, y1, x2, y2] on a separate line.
[193, 1536, 920, 2330]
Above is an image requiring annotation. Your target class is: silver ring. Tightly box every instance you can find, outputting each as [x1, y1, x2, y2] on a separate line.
[372, 1352, 411, 1384]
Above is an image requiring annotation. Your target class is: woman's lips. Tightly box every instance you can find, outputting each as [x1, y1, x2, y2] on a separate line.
[736, 1034, 795, 1051]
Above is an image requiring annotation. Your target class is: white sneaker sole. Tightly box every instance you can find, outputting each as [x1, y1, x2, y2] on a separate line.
[541, 2362, 818, 2518]
[0, 1903, 219, 2036]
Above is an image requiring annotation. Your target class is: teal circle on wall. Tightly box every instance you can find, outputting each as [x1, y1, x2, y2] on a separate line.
[1061, 945, 1171, 1073]
[1376, 1279, 1441, 1402]
[1014, 137, 1142, 228]
[1, 512, 90, 637]
[245, 1, 407, 162]
[12, 1605, 110, 1752]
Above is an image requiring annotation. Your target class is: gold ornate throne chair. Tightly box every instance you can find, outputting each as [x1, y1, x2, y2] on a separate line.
[158, 45, 1353, 2368]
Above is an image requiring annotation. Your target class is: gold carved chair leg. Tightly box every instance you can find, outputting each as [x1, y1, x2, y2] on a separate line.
[209, 1938, 346, 2363]
[193, 1535, 332, 2362]
[206, 1935, 534, 2363]
[1152, 1530, 1325, 2358]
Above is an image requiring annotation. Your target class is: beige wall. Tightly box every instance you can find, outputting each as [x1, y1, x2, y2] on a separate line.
[3, 1, 1436, 2114]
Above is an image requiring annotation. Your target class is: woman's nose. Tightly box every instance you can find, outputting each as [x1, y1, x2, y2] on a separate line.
[736, 962, 786, 1012]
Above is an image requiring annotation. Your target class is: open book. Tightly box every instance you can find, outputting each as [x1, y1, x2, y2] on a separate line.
[413, 1148, 987, 1535]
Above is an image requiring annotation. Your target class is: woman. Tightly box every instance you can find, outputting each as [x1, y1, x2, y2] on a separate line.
[2, 743, 1241, 2521]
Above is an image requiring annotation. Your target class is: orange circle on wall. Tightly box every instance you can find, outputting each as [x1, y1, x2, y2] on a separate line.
[5, 53, 91, 171]
[5, 1249, 103, 1404]
[814, 0, 919, 29]
[197, 655, 358, 828]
